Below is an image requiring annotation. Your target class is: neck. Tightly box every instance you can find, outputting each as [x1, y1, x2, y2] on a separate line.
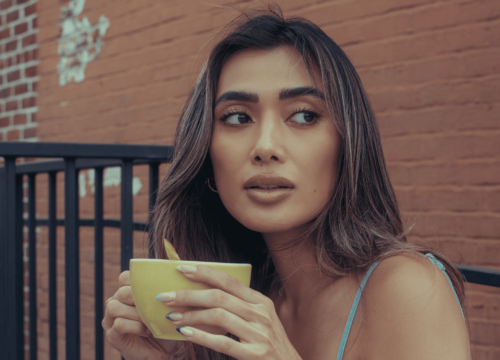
[262, 229, 338, 306]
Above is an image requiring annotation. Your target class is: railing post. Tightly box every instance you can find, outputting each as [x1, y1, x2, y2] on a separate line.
[28, 174, 38, 360]
[65, 158, 80, 360]
[0, 158, 24, 360]
[148, 163, 159, 258]
[121, 160, 134, 271]
[94, 168, 104, 360]
[48, 172, 58, 360]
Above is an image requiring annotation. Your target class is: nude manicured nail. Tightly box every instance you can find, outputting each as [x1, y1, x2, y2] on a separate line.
[166, 312, 183, 321]
[176, 265, 197, 274]
[176, 327, 193, 336]
[156, 292, 176, 302]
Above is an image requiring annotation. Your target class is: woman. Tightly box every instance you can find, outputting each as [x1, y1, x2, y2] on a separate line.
[102, 6, 470, 360]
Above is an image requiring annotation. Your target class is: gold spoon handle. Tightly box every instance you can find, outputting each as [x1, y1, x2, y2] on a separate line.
[163, 238, 181, 261]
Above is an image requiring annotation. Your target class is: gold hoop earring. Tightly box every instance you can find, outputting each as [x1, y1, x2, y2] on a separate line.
[206, 177, 218, 193]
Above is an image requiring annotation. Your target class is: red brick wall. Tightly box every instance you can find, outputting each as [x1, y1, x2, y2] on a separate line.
[15, 0, 500, 359]
[0, 0, 38, 141]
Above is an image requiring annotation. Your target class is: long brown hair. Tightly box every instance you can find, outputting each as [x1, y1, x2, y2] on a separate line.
[150, 5, 467, 359]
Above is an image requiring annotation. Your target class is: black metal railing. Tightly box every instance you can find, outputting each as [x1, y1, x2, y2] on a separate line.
[1, 141, 500, 360]
[0, 142, 172, 360]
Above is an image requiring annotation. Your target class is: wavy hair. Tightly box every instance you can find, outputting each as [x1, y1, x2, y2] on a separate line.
[150, 5, 467, 359]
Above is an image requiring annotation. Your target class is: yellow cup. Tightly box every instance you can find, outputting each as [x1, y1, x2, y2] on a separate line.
[129, 259, 252, 340]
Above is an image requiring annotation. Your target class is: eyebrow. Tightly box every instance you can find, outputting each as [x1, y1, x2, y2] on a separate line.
[214, 86, 325, 107]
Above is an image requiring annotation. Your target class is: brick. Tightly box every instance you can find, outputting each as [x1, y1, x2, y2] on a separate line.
[22, 97, 35, 108]
[0, 88, 9, 98]
[31, 112, 36, 122]
[0, 28, 10, 40]
[22, 34, 36, 47]
[23, 127, 36, 138]
[32, 81, 37, 92]
[14, 83, 27, 94]
[32, 16, 37, 29]
[24, 3, 36, 16]
[7, 70, 20, 82]
[6, 9, 18, 22]
[14, 22, 28, 35]
[7, 129, 19, 140]
[5, 40, 17, 52]
[25, 66, 36, 77]
[13, 114, 26, 124]
[16, 0, 29, 4]
[6, 100, 17, 111]
[0, 0, 12, 10]
[0, 117, 9, 127]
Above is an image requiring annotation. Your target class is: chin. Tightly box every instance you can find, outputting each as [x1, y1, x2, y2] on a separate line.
[232, 213, 310, 235]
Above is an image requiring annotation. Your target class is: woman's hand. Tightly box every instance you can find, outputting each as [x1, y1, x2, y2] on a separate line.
[102, 271, 178, 360]
[156, 265, 302, 360]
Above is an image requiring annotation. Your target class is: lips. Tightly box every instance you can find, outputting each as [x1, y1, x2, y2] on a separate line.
[243, 175, 295, 189]
[244, 175, 295, 204]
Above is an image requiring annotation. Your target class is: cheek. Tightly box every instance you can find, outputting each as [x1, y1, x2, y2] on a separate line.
[209, 133, 245, 193]
[294, 137, 339, 206]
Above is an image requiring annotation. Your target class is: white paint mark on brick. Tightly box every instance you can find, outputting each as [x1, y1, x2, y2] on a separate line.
[133, 177, 142, 196]
[87, 168, 95, 193]
[78, 168, 142, 197]
[57, 0, 110, 86]
[79, 172, 87, 198]
[104, 167, 121, 188]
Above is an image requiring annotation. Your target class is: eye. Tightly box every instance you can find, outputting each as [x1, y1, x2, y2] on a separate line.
[288, 109, 321, 125]
[220, 111, 252, 125]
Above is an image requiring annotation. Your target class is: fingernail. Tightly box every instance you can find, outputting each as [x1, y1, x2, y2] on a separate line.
[176, 265, 197, 274]
[176, 327, 193, 336]
[166, 312, 183, 321]
[156, 292, 176, 302]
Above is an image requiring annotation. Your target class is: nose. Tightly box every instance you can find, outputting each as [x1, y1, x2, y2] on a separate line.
[250, 115, 285, 165]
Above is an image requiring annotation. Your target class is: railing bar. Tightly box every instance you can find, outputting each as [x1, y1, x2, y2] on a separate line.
[11, 158, 171, 176]
[456, 264, 500, 287]
[0, 158, 24, 360]
[16, 174, 25, 360]
[0, 141, 173, 160]
[148, 163, 159, 258]
[65, 158, 80, 360]
[121, 160, 134, 271]
[94, 168, 104, 360]
[48, 172, 57, 360]
[23, 218, 149, 231]
[28, 174, 37, 360]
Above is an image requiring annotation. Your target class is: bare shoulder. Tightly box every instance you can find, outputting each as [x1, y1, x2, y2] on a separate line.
[356, 253, 470, 360]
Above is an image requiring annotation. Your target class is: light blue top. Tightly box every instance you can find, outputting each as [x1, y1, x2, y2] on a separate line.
[336, 253, 464, 360]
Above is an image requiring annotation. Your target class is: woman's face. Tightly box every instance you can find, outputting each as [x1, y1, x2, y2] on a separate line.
[210, 46, 341, 235]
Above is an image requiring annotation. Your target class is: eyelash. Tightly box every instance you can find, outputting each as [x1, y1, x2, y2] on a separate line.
[219, 108, 250, 124]
[218, 107, 323, 125]
[289, 107, 322, 125]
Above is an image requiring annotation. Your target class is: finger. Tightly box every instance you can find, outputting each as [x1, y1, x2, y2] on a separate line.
[106, 299, 142, 322]
[114, 286, 135, 306]
[176, 265, 260, 303]
[158, 289, 254, 321]
[107, 317, 150, 342]
[167, 308, 255, 341]
[175, 326, 244, 359]
[119, 271, 130, 287]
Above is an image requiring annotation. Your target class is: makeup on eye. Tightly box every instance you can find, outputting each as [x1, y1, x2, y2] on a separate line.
[218, 106, 323, 126]
[219, 108, 252, 125]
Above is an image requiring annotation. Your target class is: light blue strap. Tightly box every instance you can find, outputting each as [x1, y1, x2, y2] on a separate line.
[336, 261, 381, 360]
[424, 253, 464, 320]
